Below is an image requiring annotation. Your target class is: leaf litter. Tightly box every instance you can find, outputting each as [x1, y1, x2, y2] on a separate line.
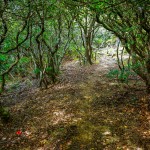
[0, 56, 150, 150]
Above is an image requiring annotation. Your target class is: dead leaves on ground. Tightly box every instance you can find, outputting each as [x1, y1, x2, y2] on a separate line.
[0, 60, 150, 150]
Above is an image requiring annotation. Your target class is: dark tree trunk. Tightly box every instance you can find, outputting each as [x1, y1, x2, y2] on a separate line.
[85, 48, 92, 65]
[50, 55, 56, 83]
[0, 75, 5, 92]
[146, 79, 150, 94]
[85, 34, 93, 65]
[146, 85, 150, 94]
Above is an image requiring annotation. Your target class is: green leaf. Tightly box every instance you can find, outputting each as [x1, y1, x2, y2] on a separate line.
[0, 55, 7, 61]
[19, 57, 30, 64]
[33, 68, 41, 75]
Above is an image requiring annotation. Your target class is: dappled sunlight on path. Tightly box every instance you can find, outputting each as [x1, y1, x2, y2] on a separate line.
[0, 55, 150, 150]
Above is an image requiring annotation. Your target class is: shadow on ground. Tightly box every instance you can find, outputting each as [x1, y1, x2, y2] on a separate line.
[0, 59, 150, 150]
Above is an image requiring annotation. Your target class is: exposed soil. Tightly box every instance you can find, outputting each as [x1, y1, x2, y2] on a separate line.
[0, 55, 150, 150]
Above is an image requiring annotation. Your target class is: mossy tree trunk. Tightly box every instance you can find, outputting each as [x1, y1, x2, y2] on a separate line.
[94, 0, 150, 93]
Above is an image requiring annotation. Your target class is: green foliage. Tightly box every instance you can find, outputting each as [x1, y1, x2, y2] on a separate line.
[19, 57, 30, 64]
[131, 62, 142, 71]
[0, 106, 10, 123]
[107, 67, 132, 83]
[34, 68, 41, 75]
[118, 70, 130, 83]
[90, 0, 150, 89]
[0, 76, 2, 83]
[0, 54, 7, 62]
[0, 54, 15, 81]
[107, 69, 119, 78]
[2, 37, 13, 51]
[46, 67, 53, 72]
[0, 0, 149, 92]
[94, 29, 116, 48]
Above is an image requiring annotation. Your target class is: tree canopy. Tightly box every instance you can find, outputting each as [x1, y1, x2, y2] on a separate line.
[0, 0, 150, 92]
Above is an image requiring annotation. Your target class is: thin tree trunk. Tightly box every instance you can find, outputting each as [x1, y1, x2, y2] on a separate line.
[0, 75, 5, 92]
[116, 40, 122, 70]
[146, 81, 150, 94]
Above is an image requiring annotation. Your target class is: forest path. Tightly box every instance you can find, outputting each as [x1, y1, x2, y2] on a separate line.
[0, 54, 150, 150]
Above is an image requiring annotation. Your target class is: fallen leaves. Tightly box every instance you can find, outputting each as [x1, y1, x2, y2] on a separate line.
[0, 59, 150, 149]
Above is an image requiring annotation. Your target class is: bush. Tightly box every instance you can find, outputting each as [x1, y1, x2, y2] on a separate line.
[0, 106, 10, 123]
[107, 67, 131, 83]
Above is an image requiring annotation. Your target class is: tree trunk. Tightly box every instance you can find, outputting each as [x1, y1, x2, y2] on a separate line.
[146, 84, 150, 94]
[0, 75, 5, 92]
[131, 52, 150, 94]
[85, 34, 93, 65]
[145, 58, 150, 93]
[49, 54, 56, 83]
[85, 47, 92, 65]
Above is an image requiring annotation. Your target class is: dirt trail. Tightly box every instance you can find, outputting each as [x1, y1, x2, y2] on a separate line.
[0, 55, 150, 150]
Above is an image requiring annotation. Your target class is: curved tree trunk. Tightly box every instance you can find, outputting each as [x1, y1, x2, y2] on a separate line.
[85, 37, 93, 65]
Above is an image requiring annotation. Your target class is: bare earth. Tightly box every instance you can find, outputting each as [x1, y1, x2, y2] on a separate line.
[0, 55, 150, 150]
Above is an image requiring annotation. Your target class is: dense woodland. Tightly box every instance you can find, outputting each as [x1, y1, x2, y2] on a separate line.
[0, 0, 150, 149]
